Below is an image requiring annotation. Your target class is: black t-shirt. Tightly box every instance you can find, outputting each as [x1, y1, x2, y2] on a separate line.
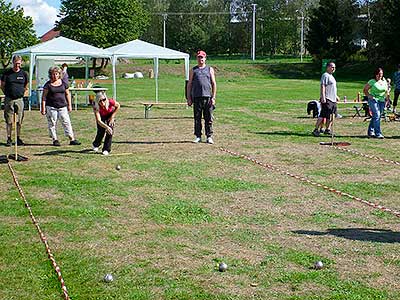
[1, 68, 28, 100]
[43, 81, 69, 108]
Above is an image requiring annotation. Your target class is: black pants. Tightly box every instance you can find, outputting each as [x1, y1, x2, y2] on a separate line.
[93, 118, 113, 152]
[193, 97, 214, 138]
[393, 89, 400, 108]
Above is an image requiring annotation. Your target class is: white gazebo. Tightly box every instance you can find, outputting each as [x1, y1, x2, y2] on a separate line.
[105, 40, 190, 102]
[13, 36, 110, 109]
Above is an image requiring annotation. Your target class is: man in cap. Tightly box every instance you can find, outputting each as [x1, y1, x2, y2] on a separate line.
[186, 50, 217, 144]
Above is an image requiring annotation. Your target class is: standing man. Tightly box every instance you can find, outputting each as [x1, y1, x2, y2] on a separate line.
[61, 63, 69, 85]
[312, 61, 339, 136]
[392, 64, 400, 113]
[0, 55, 28, 146]
[186, 50, 217, 144]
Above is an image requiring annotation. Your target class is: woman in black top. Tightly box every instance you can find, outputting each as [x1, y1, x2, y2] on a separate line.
[41, 66, 80, 146]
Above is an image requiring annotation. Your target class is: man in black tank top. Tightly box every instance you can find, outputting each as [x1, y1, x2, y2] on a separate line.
[186, 50, 217, 144]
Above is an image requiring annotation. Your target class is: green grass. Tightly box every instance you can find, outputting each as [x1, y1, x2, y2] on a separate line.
[1, 59, 400, 299]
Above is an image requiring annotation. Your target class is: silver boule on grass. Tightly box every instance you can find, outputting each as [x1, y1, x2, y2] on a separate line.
[103, 273, 114, 282]
[115, 165, 121, 171]
[218, 262, 228, 272]
[314, 261, 324, 270]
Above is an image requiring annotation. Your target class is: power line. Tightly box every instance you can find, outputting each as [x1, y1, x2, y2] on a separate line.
[153, 11, 248, 16]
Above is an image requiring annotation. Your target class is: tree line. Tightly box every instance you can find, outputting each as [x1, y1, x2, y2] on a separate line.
[1, 0, 400, 68]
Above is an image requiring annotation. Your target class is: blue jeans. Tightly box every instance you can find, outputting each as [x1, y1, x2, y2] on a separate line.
[368, 99, 385, 136]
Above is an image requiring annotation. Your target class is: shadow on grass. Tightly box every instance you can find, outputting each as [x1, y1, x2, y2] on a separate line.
[256, 61, 379, 83]
[34, 149, 93, 156]
[114, 140, 192, 145]
[293, 228, 400, 243]
[1, 142, 50, 147]
[127, 116, 193, 120]
[252, 131, 374, 139]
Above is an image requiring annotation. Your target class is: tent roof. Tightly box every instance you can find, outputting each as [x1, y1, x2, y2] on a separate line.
[105, 39, 189, 59]
[13, 36, 109, 58]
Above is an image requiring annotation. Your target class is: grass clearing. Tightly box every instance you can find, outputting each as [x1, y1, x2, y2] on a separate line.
[1, 60, 400, 299]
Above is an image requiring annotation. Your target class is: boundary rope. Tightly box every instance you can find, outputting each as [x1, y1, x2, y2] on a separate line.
[219, 147, 400, 218]
[7, 163, 70, 300]
[332, 145, 400, 166]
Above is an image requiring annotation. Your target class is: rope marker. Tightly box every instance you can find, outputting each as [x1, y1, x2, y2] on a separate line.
[7, 163, 70, 300]
[219, 147, 400, 218]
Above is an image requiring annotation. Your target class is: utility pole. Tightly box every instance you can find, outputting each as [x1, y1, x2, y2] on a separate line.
[251, 4, 257, 61]
[296, 10, 304, 62]
[162, 13, 167, 47]
[300, 10, 304, 62]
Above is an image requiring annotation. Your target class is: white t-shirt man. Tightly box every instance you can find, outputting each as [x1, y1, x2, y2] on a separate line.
[321, 72, 337, 103]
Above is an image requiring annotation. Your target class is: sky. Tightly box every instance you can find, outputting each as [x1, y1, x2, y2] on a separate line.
[7, 0, 61, 37]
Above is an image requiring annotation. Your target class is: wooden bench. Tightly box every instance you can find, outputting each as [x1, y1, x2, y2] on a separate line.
[141, 102, 188, 119]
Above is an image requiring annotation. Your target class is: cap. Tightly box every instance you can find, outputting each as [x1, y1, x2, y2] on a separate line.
[197, 50, 207, 58]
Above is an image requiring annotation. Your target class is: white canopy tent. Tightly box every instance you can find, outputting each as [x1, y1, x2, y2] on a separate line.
[13, 36, 110, 109]
[105, 40, 190, 102]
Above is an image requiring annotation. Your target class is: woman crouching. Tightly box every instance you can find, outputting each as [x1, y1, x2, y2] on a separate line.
[92, 91, 120, 155]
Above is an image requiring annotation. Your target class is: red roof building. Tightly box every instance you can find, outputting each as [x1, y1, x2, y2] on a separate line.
[40, 28, 60, 42]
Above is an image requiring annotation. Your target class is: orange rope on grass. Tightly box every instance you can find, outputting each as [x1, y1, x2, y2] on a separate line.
[219, 147, 400, 218]
[7, 163, 70, 300]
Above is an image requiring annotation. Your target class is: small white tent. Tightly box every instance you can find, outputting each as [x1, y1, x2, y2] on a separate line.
[105, 40, 190, 102]
[13, 36, 110, 109]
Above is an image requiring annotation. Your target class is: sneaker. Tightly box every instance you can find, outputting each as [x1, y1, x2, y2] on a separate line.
[193, 137, 201, 143]
[367, 133, 376, 138]
[53, 140, 61, 146]
[376, 134, 385, 139]
[312, 129, 320, 137]
[324, 129, 332, 135]
[6, 138, 12, 147]
[17, 138, 24, 146]
[93, 146, 99, 152]
[70, 140, 81, 145]
[206, 137, 214, 144]
[102, 150, 109, 156]
[319, 128, 324, 133]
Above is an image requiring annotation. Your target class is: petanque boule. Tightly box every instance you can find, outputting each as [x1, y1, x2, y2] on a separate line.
[314, 261, 324, 270]
[218, 262, 228, 272]
[115, 165, 121, 171]
[103, 273, 114, 282]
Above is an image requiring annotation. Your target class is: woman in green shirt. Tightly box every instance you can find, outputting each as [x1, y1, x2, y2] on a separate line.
[363, 67, 388, 139]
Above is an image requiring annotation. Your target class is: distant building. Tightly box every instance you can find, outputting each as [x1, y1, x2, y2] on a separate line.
[38, 28, 83, 67]
[40, 28, 60, 42]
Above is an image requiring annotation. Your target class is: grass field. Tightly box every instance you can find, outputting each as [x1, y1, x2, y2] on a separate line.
[1, 59, 400, 300]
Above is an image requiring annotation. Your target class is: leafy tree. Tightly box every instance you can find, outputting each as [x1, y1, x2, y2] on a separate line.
[202, 0, 232, 55]
[0, 0, 38, 68]
[368, 0, 400, 65]
[165, 0, 207, 54]
[56, 0, 150, 48]
[306, 0, 360, 63]
[257, 0, 299, 56]
[141, 0, 169, 46]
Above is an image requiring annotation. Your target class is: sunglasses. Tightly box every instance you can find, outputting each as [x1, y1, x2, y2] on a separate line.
[99, 98, 106, 102]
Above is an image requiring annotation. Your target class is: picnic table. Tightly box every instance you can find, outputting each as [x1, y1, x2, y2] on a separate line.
[70, 87, 108, 110]
[337, 101, 369, 117]
[36, 87, 108, 110]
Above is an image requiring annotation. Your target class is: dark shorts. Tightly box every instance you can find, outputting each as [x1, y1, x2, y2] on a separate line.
[4, 97, 24, 124]
[320, 100, 337, 119]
